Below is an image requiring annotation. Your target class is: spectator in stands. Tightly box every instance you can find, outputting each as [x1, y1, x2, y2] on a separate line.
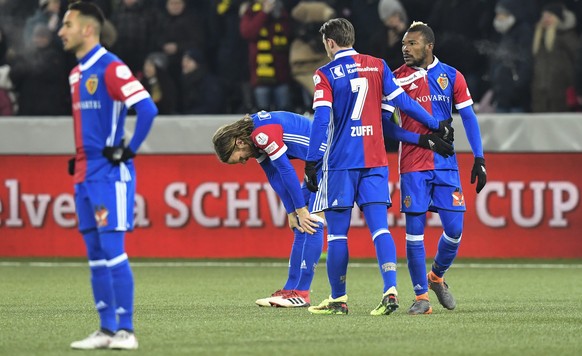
[157, 0, 206, 103]
[369, 0, 408, 71]
[23, 0, 61, 48]
[180, 48, 224, 114]
[141, 52, 177, 115]
[288, 1, 335, 112]
[9, 24, 69, 115]
[335, 0, 385, 56]
[399, 0, 433, 23]
[0, 26, 15, 116]
[240, 0, 292, 111]
[212, 0, 252, 113]
[110, 0, 159, 75]
[488, 0, 533, 113]
[531, 2, 579, 112]
[575, 34, 582, 110]
[427, 0, 493, 101]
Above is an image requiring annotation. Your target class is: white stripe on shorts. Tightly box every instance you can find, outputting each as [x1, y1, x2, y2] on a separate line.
[115, 181, 127, 231]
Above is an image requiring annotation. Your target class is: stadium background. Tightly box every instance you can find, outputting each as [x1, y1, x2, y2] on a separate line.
[1, 113, 581, 259]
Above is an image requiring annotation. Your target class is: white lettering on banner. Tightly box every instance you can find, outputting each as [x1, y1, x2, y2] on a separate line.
[548, 182, 579, 227]
[1, 179, 578, 229]
[4, 179, 22, 227]
[193, 182, 221, 227]
[0, 179, 147, 229]
[134, 195, 150, 227]
[223, 182, 262, 227]
[53, 194, 76, 227]
[165, 182, 191, 227]
[22, 194, 51, 227]
[476, 181, 580, 228]
[263, 184, 287, 227]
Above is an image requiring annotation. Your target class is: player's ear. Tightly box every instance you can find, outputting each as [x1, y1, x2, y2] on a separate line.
[235, 138, 245, 148]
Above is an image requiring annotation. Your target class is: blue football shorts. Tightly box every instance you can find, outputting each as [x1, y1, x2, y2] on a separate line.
[400, 169, 466, 213]
[311, 166, 391, 212]
[75, 178, 136, 233]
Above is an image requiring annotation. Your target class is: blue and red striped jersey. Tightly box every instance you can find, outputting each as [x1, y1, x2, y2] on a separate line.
[69, 45, 150, 183]
[249, 110, 325, 212]
[393, 57, 473, 173]
[309, 49, 403, 170]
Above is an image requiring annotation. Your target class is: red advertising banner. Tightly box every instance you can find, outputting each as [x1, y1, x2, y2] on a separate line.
[0, 153, 581, 258]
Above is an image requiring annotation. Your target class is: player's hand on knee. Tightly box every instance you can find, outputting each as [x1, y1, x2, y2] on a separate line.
[471, 157, 487, 193]
[418, 133, 454, 157]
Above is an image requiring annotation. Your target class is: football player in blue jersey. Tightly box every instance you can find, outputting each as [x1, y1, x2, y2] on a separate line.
[384, 22, 486, 315]
[302, 18, 453, 315]
[59, 1, 157, 349]
[212, 110, 325, 308]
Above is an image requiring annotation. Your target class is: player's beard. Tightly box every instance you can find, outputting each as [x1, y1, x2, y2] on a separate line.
[406, 48, 427, 68]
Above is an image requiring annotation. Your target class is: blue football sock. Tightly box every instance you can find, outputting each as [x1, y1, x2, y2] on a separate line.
[90, 265, 117, 332]
[373, 234, 398, 292]
[283, 229, 306, 290]
[405, 213, 428, 296]
[327, 239, 348, 299]
[82, 230, 117, 332]
[101, 231, 134, 332]
[433, 234, 460, 277]
[296, 222, 324, 291]
[433, 210, 464, 278]
[110, 259, 134, 332]
[325, 209, 351, 299]
[363, 204, 397, 293]
[406, 238, 428, 295]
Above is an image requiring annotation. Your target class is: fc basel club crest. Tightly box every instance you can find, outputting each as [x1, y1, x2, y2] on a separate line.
[403, 196, 411, 208]
[437, 73, 448, 90]
[94, 205, 109, 227]
[452, 188, 465, 207]
[85, 74, 99, 95]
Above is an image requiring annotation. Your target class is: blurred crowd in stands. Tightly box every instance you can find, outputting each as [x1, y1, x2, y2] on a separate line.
[0, 0, 581, 116]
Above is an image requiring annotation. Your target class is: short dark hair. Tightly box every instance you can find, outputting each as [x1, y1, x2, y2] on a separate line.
[68, 1, 105, 27]
[319, 18, 355, 47]
[406, 21, 435, 45]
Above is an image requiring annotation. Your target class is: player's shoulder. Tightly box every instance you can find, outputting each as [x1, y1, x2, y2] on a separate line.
[393, 63, 414, 77]
[103, 57, 134, 81]
[433, 58, 459, 76]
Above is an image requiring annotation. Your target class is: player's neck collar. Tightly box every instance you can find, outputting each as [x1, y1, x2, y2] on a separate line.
[426, 56, 439, 70]
[334, 48, 358, 60]
[79, 45, 107, 72]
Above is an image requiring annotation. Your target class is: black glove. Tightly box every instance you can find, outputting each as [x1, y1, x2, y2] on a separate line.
[437, 118, 454, 142]
[102, 144, 136, 165]
[418, 133, 454, 158]
[471, 157, 487, 193]
[304, 161, 319, 193]
[68, 157, 75, 176]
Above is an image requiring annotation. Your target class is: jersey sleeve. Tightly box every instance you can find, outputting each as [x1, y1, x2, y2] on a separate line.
[251, 124, 287, 160]
[253, 125, 306, 211]
[453, 70, 474, 110]
[104, 62, 151, 108]
[381, 60, 405, 100]
[312, 70, 332, 110]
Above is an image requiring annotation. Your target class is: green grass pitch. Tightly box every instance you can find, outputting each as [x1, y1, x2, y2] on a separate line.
[1, 259, 581, 355]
